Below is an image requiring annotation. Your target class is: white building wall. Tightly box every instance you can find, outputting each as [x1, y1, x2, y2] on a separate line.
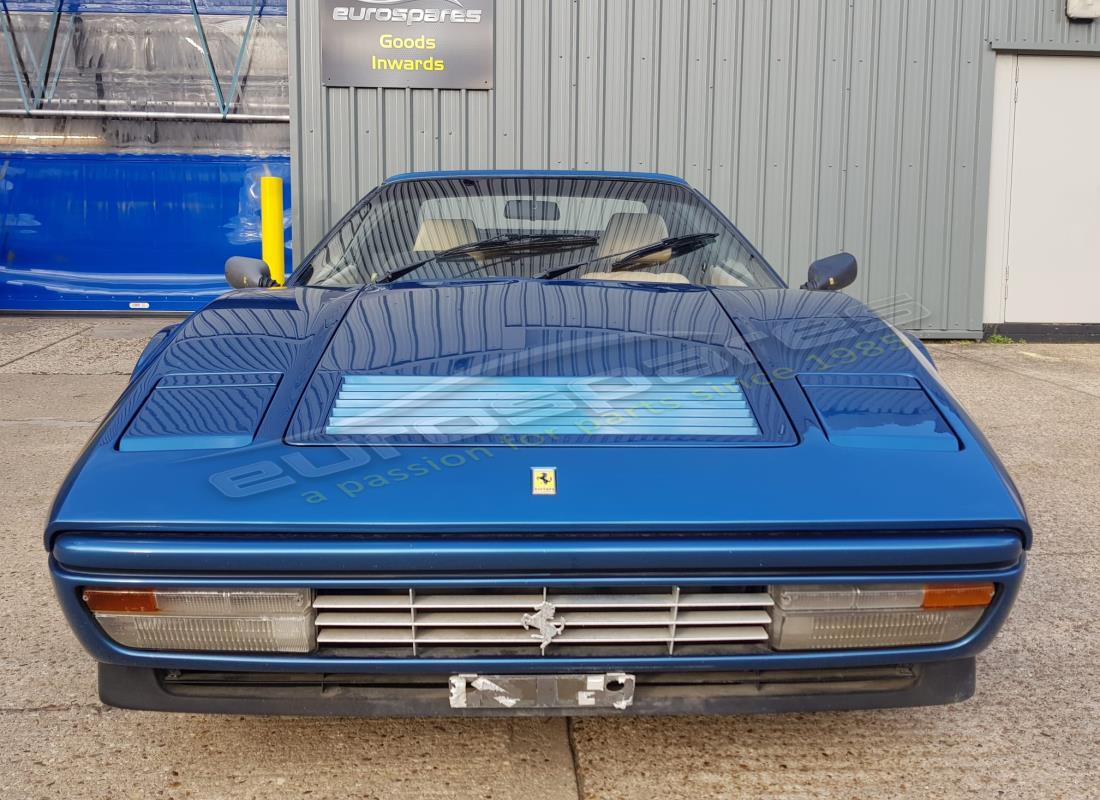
[985, 54, 1100, 325]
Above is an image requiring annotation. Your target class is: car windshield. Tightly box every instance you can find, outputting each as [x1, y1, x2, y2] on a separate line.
[292, 176, 783, 289]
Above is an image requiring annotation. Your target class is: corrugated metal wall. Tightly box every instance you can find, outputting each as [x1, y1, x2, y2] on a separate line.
[289, 0, 1100, 337]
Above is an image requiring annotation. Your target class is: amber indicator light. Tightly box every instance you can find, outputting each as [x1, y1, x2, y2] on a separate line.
[82, 589, 159, 613]
[922, 583, 995, 609]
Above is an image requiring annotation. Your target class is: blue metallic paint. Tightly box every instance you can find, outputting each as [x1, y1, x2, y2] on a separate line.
[44, 173, 1029, 698]
[45, 281, 1028, 542]
[131, 324, 180, 377]
[119, 379, 280, 452]
[51, 531, 1025, 573]
[384, 169, 689, 186]
[801, 382, 960, 452]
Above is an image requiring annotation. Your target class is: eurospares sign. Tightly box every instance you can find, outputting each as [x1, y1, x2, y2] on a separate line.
[321, 0, 494, 89]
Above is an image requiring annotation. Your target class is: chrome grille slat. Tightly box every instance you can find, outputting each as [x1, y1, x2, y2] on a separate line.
[313, 593, 545, 610]
[313, 586, 774, 657]
[315, 609, 772, 628]
[317, 626, 770, 646]
[313, 591, 774, 610]
[661, 592, 775, 608]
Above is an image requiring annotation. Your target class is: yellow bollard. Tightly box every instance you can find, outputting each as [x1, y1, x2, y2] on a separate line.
[260, 176, 286, 286]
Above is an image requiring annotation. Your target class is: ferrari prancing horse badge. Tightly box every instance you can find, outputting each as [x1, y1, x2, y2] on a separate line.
[531, 467, 557, 496]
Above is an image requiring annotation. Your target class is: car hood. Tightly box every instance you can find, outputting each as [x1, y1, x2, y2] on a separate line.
[284, 279, 794, 447]
[45, 279, 1029, 543]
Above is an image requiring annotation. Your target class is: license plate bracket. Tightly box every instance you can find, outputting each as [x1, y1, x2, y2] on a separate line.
[448, 673, 635, 710]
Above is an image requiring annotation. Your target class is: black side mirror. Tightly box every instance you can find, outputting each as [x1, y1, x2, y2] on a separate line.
[225, 256, 279, 289]
[801, 252, 857, 291]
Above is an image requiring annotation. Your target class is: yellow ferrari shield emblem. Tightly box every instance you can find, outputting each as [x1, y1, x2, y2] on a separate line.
[531, 467, 557, 496]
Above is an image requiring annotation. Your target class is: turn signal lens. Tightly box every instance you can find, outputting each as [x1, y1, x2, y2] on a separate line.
[83, 588, 310, 615]
[770, 582, 995, 651]
[922, 583, 995, 609]
[83, 588, 315, 653]
[83, 589, 158, 613]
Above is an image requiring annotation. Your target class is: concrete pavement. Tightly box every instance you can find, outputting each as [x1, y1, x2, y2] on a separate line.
[1, 317, 1096, 800]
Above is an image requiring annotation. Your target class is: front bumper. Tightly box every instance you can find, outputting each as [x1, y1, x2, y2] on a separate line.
[50, 531, 1025, 713]
[100, 660, 975, 716]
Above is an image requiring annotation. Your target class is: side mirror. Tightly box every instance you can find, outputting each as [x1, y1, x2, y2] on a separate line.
[225, 256, 279, 289]
[801, 252, 857, 291]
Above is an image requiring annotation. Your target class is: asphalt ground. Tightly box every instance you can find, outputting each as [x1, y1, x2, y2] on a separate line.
[1, 315, 1096, 800]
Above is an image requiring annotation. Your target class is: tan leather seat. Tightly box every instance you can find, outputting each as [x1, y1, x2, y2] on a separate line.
[706, 265, 748, 287]
[593, 212, 671, 265]
[412, 218, 480, 252]
[582, 212, 683, 282]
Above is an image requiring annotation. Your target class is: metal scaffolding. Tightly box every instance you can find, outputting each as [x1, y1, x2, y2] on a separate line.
[0, 0, 288, 121]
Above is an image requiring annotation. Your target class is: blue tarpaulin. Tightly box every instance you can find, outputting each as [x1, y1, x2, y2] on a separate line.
[0, 152, 292, 312]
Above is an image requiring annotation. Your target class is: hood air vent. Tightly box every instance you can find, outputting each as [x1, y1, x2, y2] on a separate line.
[324, 375, 760, 440]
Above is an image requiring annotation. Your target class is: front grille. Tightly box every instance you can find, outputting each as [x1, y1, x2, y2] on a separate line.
[313, 587, 774, 658]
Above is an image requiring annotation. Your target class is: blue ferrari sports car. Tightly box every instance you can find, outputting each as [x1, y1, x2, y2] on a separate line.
[47, 171, 1028, 716]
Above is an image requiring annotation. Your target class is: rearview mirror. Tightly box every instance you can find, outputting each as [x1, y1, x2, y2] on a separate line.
[504, 199, 561, 222]
[801, 252, 857, 291]
[225, 256, 279, 289]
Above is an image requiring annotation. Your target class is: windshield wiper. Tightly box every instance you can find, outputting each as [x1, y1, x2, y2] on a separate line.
[445, 233, 597, 258]
[375, 233, 598, 284]
[535, 233, 720, 280]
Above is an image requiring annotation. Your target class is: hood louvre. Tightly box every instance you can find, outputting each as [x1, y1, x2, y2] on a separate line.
[325, 375, 760, 440]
